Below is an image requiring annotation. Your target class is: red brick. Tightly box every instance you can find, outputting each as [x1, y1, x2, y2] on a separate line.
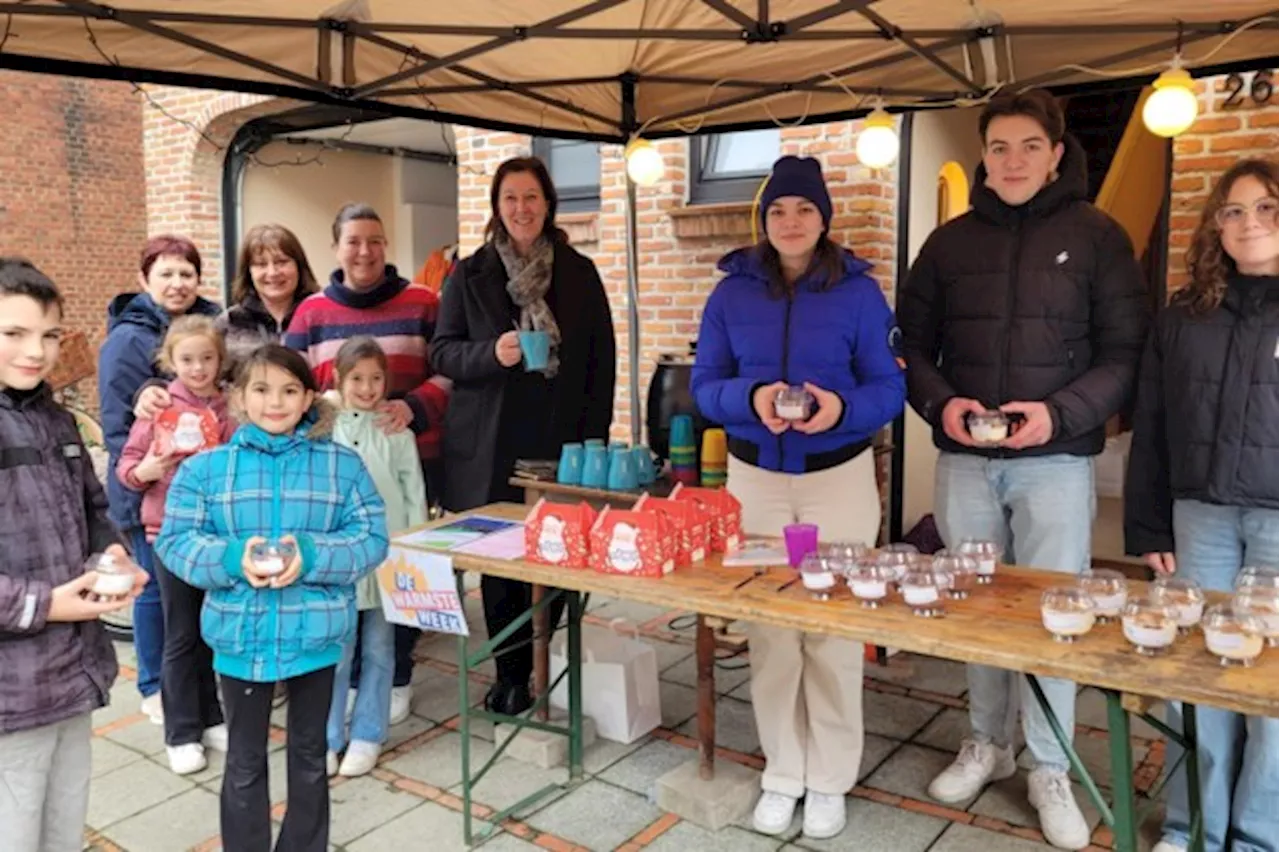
[1209, 132, 1278, 152]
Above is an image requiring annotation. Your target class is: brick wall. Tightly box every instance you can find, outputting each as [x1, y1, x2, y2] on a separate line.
[454, 119, 901, 442]
[0, 72, 147, 411]
[1167, 72, 1278, 292]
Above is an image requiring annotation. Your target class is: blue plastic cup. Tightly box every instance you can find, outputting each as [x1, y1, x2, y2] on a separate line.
[519, 330, 551, 371]
[632, 445, 656, 485]
[607, 447, 639, 491]
[669, 414, 695, 451]
[557, 443, 584, 485]
[582, 444, 609, 489]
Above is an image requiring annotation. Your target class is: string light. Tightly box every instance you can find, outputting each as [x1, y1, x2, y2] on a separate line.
[624, 137, 665, 186]
[855, 104, 899, 168]
[1142, 58, 1199, 138]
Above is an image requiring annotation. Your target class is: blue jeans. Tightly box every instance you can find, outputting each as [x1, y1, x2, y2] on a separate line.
[1161, 500, 1279, 852]
[934, 452, 1095, 773]
[128, 529, 163, 699]
[327, 607, 395, 753]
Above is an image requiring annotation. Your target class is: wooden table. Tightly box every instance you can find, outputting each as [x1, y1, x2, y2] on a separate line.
[394, 505, 1278, 849]
[511, 475, 673, 509]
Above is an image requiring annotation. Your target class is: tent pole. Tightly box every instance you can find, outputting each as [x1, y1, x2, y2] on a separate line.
[624, 171, 642, 445]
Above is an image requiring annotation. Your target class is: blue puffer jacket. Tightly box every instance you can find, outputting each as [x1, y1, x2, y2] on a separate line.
[98, 291, 220, 533]
[692, 246, 906, 474]
[155, 406, 389, 683]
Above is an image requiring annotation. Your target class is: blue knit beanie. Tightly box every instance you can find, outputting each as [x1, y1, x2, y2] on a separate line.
[758, 156, 833, 230]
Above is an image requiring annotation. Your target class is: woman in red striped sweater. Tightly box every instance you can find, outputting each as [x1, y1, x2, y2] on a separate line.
[285, 202, 449, 724]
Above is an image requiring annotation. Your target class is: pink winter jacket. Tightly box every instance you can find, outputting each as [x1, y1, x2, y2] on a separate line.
[116, 379, 237, 541]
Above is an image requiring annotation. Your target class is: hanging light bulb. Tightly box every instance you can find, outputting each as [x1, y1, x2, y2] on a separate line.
[856, 106, 899, 169]
[1142, 59, 1199, 138]
[624, 137, 665, 186]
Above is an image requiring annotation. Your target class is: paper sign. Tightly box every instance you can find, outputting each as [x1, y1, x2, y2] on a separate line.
[376, 546, 469, 635]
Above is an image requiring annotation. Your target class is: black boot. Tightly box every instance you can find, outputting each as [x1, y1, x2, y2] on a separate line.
[484, 681, 533, 716]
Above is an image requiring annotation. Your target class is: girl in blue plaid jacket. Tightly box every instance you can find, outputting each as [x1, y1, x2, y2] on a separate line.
[156, 344, 388, 852]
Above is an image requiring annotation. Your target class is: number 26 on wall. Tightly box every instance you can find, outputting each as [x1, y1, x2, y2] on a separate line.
[1223, 70, 1275, 108]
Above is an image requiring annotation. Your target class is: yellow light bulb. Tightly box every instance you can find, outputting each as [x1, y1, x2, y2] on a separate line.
[856, 108, 899, 169]
[1142, 67, 1199, 138]
[624, 138, 665, 186]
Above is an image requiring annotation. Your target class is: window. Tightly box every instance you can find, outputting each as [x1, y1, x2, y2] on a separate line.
[689, 128, 781, 204]
[531, 137, 601, 213]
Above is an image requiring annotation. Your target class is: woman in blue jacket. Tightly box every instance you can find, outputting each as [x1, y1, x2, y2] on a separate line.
[692, 156, 905, 840]
[156, 345, 388, 852]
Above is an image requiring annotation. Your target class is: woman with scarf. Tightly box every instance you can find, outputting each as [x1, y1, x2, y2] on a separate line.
[432, 156, 616, 715]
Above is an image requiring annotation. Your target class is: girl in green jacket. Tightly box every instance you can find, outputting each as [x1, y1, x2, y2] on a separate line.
[324, 337, 427, 777]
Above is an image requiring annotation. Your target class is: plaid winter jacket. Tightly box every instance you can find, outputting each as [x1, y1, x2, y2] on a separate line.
[155, 404, 389, 683]
[0, 385, 121, 734]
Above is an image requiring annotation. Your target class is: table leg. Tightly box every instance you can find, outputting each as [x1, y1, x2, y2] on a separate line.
[567, 591, 584, 780]
[1105, 690, 1138, 852]
[458, 632, 474, 846]
[696, 614, 717, 781]
[1183, 704, 1204, 852]
[532, 584, 549, 722]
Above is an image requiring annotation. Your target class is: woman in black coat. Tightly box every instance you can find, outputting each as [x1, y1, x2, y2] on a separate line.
[431, 156, 616, 714]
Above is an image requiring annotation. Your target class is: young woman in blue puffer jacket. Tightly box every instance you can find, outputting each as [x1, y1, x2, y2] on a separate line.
[156, 344, 388, 852]
[692, 155, 905, 841]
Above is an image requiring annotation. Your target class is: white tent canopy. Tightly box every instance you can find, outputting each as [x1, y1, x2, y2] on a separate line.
[2, 1, 1276, 141]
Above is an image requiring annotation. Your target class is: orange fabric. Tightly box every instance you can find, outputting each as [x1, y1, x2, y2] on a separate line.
[413, 246, 456, 295]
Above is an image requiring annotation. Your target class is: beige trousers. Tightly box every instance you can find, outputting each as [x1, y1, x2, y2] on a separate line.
[727, 450, 879, 797]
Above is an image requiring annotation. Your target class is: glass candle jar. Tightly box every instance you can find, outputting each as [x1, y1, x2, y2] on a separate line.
[934, 550, 979, 600]
[1233, 587, 1280, 648]
[249, 539, 297, 577]
[1041, 586, 1096, 642]
[1235, 565, 1280, 593]
[1202, 603, 1266, 667]
[86, 552, 134, 597]
[901, 567, 949, 617]
[1078, 568, 1128, 623]
[774, 386, 813, 421]
[1149, 577, 1206, 632]
[967, 410, 1010, 445]
[799, 552, 837, 600]
[847, 558, 896, 608]
[1121, 598, 1179, 656]
[956, 539, 1002, 585]
[875, 550, 916, 588]
[823, 541, 870, 579]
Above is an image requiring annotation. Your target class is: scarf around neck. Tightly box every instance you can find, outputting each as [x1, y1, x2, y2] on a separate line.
[495, 233, 561, 377]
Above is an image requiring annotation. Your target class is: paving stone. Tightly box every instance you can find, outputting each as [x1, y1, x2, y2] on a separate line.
[581, 732, 649, 774]
[969, 770, 1102, 834]
[644, 820, 780, 852]
[410, 669, 469, 724]
[859, 733, 902, 782]
[473, 832, 541, 851]
[912, 707, 972, 753]
[590, 598, 679, 627]
[93, 678, 144, 728]
[86, 757, 196, 829]
[645, 637, 694, 671]
[662, 653, 752, 695]
[929, 822, 1055, 852]
[1015, 733, 1148, 791]
[658, 679, 699, 729]
[676, 695, 759, 755]
[789, 796, 949, 852]
[598, 738, 698, 796]
[383, 731, 495, 790]
[103, 715, 167, 756]
[1075, 686, 1162, 740]
[451, 756, 569, 816]
[384, 712, 437, 750]
[345, 800, 477, 852]
[867, 652, 971, 697]
[525, 779, 664, 850]
[99, 786, 221, 852]
[863, 744, 978, 807]
[90, 736, 144, 778]
[862, 689, 943, 741]
[328, 774, 426, 845]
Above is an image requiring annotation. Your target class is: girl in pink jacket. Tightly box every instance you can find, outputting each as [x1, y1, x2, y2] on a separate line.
[117, 315, 236, 776]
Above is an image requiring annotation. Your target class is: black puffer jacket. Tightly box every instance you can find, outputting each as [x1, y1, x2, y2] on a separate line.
[899, 136, 1149, 457]
[1124, 275, 1279, 556]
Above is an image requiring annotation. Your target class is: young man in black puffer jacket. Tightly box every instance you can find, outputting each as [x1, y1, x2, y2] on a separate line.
[899, 88, 1148, 850]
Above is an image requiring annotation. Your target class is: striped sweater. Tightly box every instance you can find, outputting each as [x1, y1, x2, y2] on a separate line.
[285, 266, 448, 460]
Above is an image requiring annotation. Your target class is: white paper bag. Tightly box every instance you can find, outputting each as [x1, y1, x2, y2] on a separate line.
[549, 624, 661, 744]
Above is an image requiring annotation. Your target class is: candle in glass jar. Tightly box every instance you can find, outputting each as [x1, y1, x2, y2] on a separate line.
[851, 578, 887, 600]
[92, 570, 134, 596]
[1122, 614, 1177, 649]
[1205, 626, 1265, 661]
[903, 584, 939, 606]
[1042, 609, 1094, 637]
[802, 570, 836, 591]
[1092, 591, 1127, 617]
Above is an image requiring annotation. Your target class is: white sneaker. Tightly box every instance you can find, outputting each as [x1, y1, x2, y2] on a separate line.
[927, 738, 1017, 803]
[1151, 841, 1185, 852]
[338, 740, 382, 777]
[140, 693, 164, 725]
[802, 790, 847, 839]
[326, 750, 339, 778]
[389, 686, 412, 725]
[1027, 768, 1090, 850]
[752, 790, 798, 835]
[167, 743, 207, 775]
[201, 724, 228, 752]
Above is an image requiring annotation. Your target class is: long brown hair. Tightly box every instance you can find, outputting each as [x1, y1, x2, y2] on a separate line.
[484, 156, 566, 244]
[1182, 159, 1279, 314]
[754, 236, 847, 298]
[231, 224, 319, 307]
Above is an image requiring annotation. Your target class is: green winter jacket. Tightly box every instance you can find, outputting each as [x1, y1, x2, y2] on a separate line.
[332, 409, 428, 610]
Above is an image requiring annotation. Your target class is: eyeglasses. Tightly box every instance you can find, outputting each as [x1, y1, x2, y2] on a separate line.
[1215, 198, 1279, 229]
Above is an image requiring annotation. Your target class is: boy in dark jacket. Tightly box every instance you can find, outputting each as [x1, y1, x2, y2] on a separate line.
[0, 258, 146, 852]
